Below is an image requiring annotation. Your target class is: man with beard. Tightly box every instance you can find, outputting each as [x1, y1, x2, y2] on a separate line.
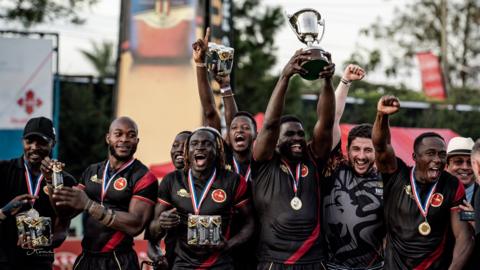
[193, 29, 258, 269]
[251, 49, 335, 269]
[0, 117, 75, 270]
[147, 131, 192, 269]
[53, 117, 158, 270]
[322, 65, 385, 270]
[372, 95, 473, 269]
[149, 127, 254, 269]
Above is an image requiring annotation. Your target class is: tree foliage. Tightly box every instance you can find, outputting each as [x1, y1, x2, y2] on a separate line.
[80, 41, 116, 78]
[0, 0, 97, 27]
[348, 0, 480, 88]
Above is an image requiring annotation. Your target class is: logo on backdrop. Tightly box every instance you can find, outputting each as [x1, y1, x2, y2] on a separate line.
[17, 90, 43, 115]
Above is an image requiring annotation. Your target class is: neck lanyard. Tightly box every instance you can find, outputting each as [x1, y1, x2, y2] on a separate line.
[232, 156, 251, 181]
[410, 167, 438, 218]
[188, 168, 217, 215]
[281, 160, 302, 195]
[23, 161, 44, 206]
[101, 158, 135, 203]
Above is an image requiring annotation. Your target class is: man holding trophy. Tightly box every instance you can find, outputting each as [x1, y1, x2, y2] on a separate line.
[149, 127, 254, 269]
[0, 117, 76, 270]
[251, 8, 335, 269]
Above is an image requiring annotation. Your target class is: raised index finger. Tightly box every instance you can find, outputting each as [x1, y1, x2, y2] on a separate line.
[204, 27, 211, 44]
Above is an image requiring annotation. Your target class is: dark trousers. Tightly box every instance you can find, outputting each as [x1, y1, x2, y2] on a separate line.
[73, 249, 140, 270]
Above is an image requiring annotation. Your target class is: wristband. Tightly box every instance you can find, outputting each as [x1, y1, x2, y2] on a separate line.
[222, 93, 235, 98]
[196, 63, 207, 68]
[340, 78, 352, 85]
[220, 87, 232, 94]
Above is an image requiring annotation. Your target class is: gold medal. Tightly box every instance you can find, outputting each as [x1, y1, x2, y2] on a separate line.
[418, 221, 431, 236]
[290, 196, 302, 210]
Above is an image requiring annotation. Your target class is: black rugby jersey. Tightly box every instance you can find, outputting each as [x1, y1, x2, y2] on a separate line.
[251, 148, 325, 264]
[157, 168, 250, 268]
[78, 159, 158, 253]
[383, 158, 464, 270]
[322, 161, 384, 267]
[0, 157, 76, 265]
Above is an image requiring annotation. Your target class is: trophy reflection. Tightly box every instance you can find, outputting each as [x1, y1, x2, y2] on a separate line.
[287, 8, 330, 80]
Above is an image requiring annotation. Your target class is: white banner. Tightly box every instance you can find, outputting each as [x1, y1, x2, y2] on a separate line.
[0, 37, 53, 129]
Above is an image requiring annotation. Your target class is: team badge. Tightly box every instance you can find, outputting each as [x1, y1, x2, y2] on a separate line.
[212, 189, 227, 203]
[90, 174, 102, 184]
[431, 193, 444, 207]
[301, 165, 309, 177]
[113, 177, 127, 191]
[177, 189, 191, 198]
[280, 164, 289, 174]
[43, 185, 50, 195]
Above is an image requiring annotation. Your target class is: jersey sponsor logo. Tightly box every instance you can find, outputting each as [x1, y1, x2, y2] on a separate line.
[225, 164, 232, 171]
[280, 164, 289, 174]
[404, 184, 413, 198]
[301, 164, 309, 177]
[177, 188, 191, 198]
[90, 174, 102, 184]
[212, 189, 227, 203]
[113, 177, 127, 191]
[431, 193, 444, 207]
[43, 185, 50, 195]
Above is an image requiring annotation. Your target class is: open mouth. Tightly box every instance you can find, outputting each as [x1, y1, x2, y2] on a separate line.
[234, 134, 246, 147]
[427, 167, 441, 180]
[175, 155, 184, 164]
[291, 144, 303, 154]
[354, 160, 369, 170]
[194, 153, 207, 167]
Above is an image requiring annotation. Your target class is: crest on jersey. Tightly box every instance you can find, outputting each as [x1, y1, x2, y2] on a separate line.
[177, 189, 191, 198]
[114, 177, 127, 191]
[212, 189, 227, 203]
[431, 193, 444, 207]
[90, 174, 102, 184]
[301, 165, 309, 177]
[404, 185, 413, 198]
[43, 185, 50, 195]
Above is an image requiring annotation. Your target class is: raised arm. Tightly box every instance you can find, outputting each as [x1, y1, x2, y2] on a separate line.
[332, 65, 365, 149]
[253, 50, 311, 161]
[192, 28, 221, 131]
[310, 59, 335, 160]
[215, 74, 238, 144]
[449, 210, 474, 270]
[372, 95, 400, 173]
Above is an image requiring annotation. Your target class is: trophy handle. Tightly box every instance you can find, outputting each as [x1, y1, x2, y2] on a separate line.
[317, 18, 326, 44]
[285, 11, 304, 43]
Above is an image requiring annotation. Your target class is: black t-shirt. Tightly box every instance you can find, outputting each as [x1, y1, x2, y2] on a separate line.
[157, 168, 250, 268]
[322, 161, 384, 267]
[0, 157, 76, 265]
[78, 159, 158, 253]
[383, 158, 464, 270]
[251, 147, 325, 264]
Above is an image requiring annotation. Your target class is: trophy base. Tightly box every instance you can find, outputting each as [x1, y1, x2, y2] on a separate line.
[300, 48, 329, 81]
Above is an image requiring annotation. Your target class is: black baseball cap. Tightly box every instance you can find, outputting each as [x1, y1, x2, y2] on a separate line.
[23, 117, 56, 142]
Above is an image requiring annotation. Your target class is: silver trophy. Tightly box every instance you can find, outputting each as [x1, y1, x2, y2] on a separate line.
[52, 162, 64, 189]
[206, 43, 234, 76]
[287, 8, 330, 80]
[16, 209, 52, 248]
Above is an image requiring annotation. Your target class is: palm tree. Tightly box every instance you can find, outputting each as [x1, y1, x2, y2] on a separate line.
[79, 41, 116, 78]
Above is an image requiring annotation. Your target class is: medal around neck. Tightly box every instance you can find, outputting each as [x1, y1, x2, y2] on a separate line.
[291, 196, 302, 210]
[418, 221, 431, 236]
[287, 8, 330, 81]
[16, 209, 52, 248]
[187, 214, 222, 246]
[206, 42, 234, 76]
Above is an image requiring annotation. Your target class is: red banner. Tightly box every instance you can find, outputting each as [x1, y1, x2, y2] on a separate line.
[416, 52, 446, 100]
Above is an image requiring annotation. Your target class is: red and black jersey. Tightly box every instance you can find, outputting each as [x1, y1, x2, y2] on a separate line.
[157, 168, 250, 269]
[78, 159, 158, 253]
[0, 157, 76, 265]
[224, 142, 251, 182]
[251, 147, 326, 265]
[383, 158, 465, 270]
